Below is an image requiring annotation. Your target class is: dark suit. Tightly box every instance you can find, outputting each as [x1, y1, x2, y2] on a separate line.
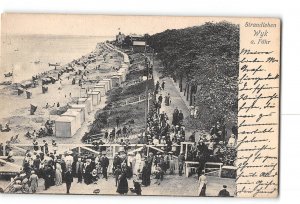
[65, 171, 73, 194]
[101, 156, 109, 179]
[76, 161, 83, 183]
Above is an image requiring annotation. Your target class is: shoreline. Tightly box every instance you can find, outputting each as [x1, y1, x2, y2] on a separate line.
[0, 41, 123, 145]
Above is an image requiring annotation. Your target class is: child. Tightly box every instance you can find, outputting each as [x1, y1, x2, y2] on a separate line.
[114, 165, 122, 187]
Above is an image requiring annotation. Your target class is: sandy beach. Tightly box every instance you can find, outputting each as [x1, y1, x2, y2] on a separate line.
[0, 42, 123, 145]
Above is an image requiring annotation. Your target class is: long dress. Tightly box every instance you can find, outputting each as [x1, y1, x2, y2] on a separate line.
[55, 163, 62, 186]
[117, 173, 128, 194]
[169, 157, 175, 174]
[29, 173, 38, 193]
[141, 164, 151, 186]
[84, 163, 93, 185]
[198, 175, 207, 196]
[134, 154, 142, 175]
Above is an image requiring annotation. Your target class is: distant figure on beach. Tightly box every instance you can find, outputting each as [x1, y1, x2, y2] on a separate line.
[45, 103, 49, 108]
[57, 102, 60, 108]
[69, 92, 72, 97]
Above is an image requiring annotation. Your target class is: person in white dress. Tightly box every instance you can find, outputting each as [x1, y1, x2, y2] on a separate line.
[134, 152, 142, 175]
[198, 171, 208, 196]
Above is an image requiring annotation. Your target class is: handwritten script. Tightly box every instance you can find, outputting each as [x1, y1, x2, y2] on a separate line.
[237, 19, 280, 198]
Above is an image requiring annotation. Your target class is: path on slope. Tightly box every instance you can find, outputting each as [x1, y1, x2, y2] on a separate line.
[152, 63, 191, 139]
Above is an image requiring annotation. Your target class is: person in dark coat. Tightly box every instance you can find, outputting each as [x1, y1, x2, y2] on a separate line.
[101, 153, 109, 180]
[158, 94, 163, 104]
[65, 168, 73, 194]
[178, 110, 184, 124]
[161, 81, 165, 90]
[117, 171, 128, 195]
[76, 157, 83, 183]
[218, 185, 230, 197]
[84, 160, 93, 185]
[141, 161, 151, 186]
[43, 165, 52, 190]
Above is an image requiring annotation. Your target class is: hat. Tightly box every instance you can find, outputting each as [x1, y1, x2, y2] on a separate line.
[67, 150, 73, 154]
[31, 170, 35, 174]
[92, 169, 97, 177]
[223, 185, 227, 188]
[168, 151, 173, 154]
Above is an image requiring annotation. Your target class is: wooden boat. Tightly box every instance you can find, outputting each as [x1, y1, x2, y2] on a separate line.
[4, 72, 13, 77]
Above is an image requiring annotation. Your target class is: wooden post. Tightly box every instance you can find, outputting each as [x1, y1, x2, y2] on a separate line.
[147, 146, 149, 156]
[185, 144, 188, 159]
[3, 145, 6, 156]
[180, 143, 183, 154]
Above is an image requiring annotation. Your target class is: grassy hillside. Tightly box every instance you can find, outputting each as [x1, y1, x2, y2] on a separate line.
[148, 21, 239, 132]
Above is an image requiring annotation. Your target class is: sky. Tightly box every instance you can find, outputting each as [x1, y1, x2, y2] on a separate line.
[1, 13, 229, 37]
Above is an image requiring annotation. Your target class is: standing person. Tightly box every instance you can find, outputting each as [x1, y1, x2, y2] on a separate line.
[76, 157, 83, 183]
[178, 110, 184, 125]
[33, 139, 39, 151]
[141, 161, 151, 187]
[164, 94, 171, 106]
[52, 140, 57, 152]
[33, 154, 41, 175]
[161, 81, 165, 90]
[43, 165, 52, 190]
[117, 171, 128, 195]
[114, 165, 122, 187]
[65, 168, 73, 194]
[218, 185, 230, 197]
[55, 162, 62, 186]
[178, 152, 185, 176]
[116, 116, 120, 129]
[134, 152, 142, 176]
[158, 94, 163, 104]
[29, 170, 38, 193]
[172, 107, 179, 126]
[42, 140, 48, 154]
[168, 152, 176, 175]
[65, 151, 74, 170]
[84, 159, 93, 185]
[198, 171, 208, 197]
[101, 152, 109, 180]
[155, 81, 160, 94]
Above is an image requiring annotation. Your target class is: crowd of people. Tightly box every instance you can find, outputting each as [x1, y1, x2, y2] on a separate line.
[1, 73, 236, 196]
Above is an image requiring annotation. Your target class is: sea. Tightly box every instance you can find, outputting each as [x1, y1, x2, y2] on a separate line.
[0, 34, 114, 83]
